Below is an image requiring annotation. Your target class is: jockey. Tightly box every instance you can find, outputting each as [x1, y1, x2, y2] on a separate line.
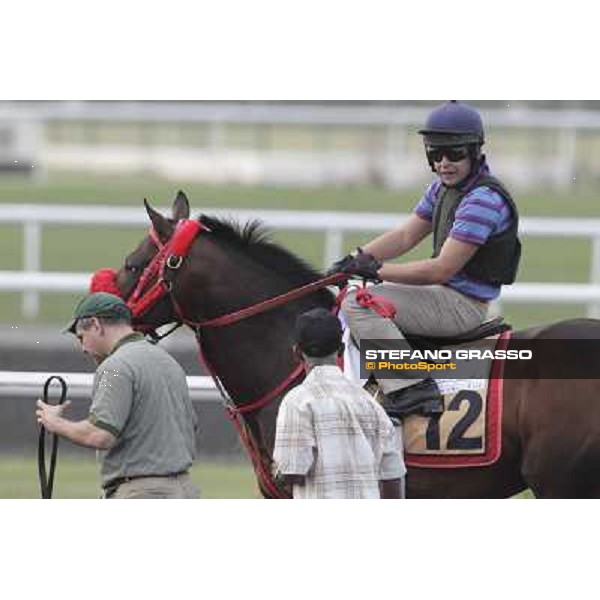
[329, 101, 521, 419]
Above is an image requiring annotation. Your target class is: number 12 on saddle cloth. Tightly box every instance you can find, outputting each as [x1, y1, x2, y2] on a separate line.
[343, 328, 508, 469]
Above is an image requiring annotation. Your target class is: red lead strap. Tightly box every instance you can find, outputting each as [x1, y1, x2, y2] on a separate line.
[355, 286, 397, 318]
[199, 345, 298, 499]
[234, 363, 305, 414]
[226, 410, 291, 499]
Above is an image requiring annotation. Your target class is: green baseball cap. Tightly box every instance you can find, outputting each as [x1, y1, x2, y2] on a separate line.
[64, 292, 132, 334]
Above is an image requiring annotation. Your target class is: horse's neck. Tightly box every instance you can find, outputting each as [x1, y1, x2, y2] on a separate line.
[190, 256, 298, 319]
[184, 239, 327, 401]
[199, 315, 298, 402]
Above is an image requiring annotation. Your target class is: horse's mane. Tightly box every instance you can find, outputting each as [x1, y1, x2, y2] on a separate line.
[199, 214, 335, 308]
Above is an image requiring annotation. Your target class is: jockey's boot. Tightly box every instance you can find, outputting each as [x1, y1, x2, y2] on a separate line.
[382, 378, 444, 419]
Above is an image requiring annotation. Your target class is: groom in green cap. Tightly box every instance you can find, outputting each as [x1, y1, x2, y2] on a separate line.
[36, 292, 200, 499]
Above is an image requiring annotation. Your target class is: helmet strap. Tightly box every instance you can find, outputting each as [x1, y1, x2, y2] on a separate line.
[465, 145, 482, 176]
[456, 147, 484, 188]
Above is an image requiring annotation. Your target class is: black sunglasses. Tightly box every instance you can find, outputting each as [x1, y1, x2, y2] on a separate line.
[426, 146, 470, 163]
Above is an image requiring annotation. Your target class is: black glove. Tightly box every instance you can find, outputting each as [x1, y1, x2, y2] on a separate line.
[327, 248, 382, 282]
[326, 253, 355, 277]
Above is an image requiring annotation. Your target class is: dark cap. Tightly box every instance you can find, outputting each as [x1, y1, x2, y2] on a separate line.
[64, 292, 131, 334]
[294, 308, 342, 357]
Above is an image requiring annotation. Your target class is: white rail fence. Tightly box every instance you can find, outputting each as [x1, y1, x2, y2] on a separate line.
[0, 371, 220, 402]
[1, 204, 600, 318]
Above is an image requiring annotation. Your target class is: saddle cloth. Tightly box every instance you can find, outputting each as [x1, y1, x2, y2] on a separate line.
[342, 328, 510, 468]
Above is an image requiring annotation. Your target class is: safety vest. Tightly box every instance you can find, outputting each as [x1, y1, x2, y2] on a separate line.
[432, 175, 521, 285]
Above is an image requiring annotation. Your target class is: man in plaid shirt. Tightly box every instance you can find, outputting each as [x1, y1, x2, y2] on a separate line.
[273, 308, 405, 499]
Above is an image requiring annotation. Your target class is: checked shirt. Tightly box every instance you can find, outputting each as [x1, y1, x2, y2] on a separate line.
[273, 365, 405, 499]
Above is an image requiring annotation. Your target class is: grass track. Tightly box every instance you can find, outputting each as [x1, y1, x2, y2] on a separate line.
[0, 455, 260, 499]
[0, 455, 533, 499]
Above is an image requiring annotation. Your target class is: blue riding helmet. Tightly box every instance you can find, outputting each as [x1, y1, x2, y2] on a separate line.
[418, 100, 485, 147]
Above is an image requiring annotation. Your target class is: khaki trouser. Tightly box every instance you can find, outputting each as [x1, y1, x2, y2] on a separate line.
[341, 283, 488, 395]
[104, 472, 200, 499]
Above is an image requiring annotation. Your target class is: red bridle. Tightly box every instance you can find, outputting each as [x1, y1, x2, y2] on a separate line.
[91, 219, 348, 499]
[90, 219, 208, 322]
[128, 220, 207, 319]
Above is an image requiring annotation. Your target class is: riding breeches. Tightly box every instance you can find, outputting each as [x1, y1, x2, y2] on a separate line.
[340, 283, 488, 394]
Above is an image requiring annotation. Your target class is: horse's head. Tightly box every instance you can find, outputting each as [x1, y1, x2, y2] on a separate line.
[91, 191, 193, 332]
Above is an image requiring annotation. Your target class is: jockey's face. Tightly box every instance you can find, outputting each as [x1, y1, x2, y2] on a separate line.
[428, 145, 472, 187]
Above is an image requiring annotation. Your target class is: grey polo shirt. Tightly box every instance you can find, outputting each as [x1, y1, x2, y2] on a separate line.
[89, 333, 198, 487]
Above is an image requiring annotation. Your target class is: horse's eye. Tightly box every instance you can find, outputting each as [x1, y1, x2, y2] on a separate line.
[125, 262, 139, 272]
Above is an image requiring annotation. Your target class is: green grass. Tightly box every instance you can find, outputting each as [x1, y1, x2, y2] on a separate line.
[1, 170, 599, 330]
[0, 455, 534, 499]
[514, 489, 535, 499]
[0, 169, 599, 215]
[0, 455, 260, 499]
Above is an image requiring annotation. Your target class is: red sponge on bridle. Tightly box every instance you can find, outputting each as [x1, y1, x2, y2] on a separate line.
[90, 268, 124, 298]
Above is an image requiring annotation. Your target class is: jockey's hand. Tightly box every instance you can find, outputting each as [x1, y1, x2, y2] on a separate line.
[328, 248, 382, 282]
[326, 253, 355, 277]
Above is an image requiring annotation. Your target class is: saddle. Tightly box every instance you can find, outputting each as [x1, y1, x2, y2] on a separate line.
[342, 316, 512, 387]
[378, 317, 510, 422]
[405, 316, 511, 353]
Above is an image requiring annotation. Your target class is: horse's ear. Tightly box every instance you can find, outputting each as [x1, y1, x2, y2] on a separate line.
[172, 190, 190, 221]
[144, 198, 172, 241]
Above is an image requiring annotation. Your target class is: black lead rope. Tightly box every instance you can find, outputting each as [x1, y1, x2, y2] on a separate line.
[38, 376, 67, 499]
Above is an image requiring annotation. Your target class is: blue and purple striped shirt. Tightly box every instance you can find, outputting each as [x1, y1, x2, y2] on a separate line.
[413, 160, 513, 301]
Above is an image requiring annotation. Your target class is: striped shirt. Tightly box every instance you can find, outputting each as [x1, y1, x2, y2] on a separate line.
[414, 160, 514, 300]
[273, 365, 405, 499]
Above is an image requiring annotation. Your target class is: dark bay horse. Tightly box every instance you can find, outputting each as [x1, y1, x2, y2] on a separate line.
[105, 192, 600, 498]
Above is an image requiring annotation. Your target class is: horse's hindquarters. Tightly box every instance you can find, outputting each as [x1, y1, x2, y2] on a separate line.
[518, 377, 600, 498]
